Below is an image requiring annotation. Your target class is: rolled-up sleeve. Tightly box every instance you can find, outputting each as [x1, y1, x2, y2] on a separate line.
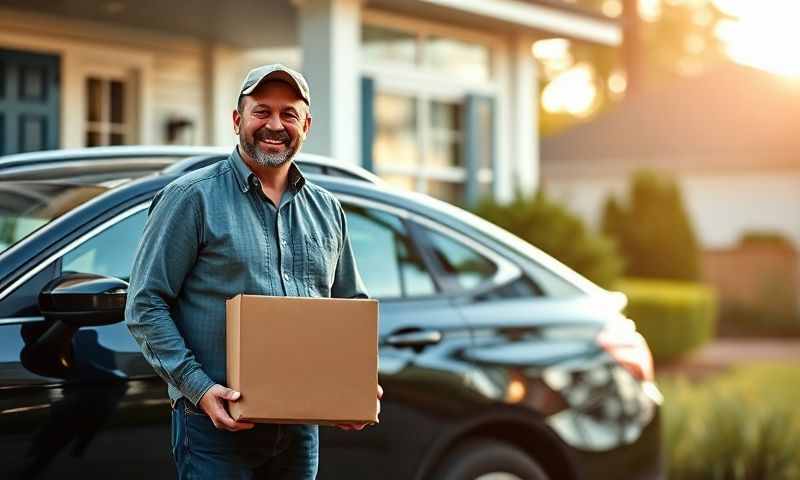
[125, 184, 215, 406]
[331, 201, 369, 299]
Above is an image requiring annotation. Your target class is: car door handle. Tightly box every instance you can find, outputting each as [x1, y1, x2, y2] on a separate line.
[384, 330, 443, 349]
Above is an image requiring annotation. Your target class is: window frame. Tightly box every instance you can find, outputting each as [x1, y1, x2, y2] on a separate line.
[337, 194, 531, 302]
[82, 64, 137, 147]
[0, 201, 150, 317]
[407, 212, 525, 299]
[338, 195, 445, 302]
[360, 9, 500, 204]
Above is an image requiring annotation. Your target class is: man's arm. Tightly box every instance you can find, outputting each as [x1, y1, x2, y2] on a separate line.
[330, 200, 369, 299]
[125, 184, 215, 406]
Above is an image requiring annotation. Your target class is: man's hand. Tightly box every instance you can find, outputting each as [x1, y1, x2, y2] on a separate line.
[198, 384, 255, 432]
[337, 384, 383, 431]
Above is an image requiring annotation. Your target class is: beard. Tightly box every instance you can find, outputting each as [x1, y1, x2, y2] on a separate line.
[241, 127, 300, 168]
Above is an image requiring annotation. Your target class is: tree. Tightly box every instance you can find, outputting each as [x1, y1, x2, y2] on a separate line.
[602, 170, 700, 280]
[473, 190, 624, 288]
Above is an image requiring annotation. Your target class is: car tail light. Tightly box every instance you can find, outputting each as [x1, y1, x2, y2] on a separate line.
[597, 318, 654, 382]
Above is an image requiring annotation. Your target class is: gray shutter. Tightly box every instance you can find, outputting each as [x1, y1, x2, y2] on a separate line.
[360, 75, 375, 173]
[463, 94, 495, 208]
[0, 49, 60, 154]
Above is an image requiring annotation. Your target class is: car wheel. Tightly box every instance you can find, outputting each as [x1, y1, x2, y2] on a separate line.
[429, 439, 550, 480]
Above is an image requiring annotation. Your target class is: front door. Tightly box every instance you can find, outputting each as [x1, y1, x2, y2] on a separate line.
[0, 49, 60, 155]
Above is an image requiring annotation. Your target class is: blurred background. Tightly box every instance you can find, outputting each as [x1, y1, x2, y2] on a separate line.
[1, 0, 799, 478]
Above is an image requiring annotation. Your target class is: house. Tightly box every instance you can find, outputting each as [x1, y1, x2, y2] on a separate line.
[0, 0, 620, 207]
[541, 62, 800, 249]
[541, 63, 800, 318]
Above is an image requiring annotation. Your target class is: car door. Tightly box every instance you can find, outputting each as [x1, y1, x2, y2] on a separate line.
[415, 222, 650, 456]
[317, 196, 475, 480]
[0, 202, 174, 480]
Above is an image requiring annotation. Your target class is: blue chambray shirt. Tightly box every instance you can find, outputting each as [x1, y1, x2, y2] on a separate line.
[125, 147, 368, 406]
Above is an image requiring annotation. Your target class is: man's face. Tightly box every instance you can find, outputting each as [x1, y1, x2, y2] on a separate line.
[233, 81, 311, 168]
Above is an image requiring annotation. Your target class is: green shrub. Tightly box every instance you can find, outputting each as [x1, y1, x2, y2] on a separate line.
[602, 170, 701, 281]
[660, 364, 800, 480]
[472, 190, 624, 288]
[617, 278, 717, 363]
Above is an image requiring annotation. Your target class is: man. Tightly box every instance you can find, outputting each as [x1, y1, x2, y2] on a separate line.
[125, 64, 382, 480]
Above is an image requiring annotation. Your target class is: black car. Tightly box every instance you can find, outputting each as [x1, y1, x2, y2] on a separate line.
[0, 147, 664, 480]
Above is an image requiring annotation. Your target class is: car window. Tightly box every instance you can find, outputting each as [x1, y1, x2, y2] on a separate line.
[61, 209, 147, 281]
[297, 163, 325, 176]
[343, 204, 436, 299]
[422, 226, 498, 290]
[526, 261, 585, 298]
[0, 182, 107, 254]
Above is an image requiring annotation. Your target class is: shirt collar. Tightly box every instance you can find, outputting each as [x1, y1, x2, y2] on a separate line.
[229, 146, 307, 194]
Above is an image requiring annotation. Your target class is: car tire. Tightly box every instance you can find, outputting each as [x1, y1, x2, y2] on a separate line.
[429, 439, 550, 480]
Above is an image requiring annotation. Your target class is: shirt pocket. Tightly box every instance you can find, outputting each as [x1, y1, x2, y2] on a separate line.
[305, 234, 338, 297]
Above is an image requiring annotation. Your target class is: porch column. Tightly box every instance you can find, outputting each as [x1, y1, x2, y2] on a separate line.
[208, 45, 241, 147]
[509, 34, 539, 196]
[295, 0, 362, 164]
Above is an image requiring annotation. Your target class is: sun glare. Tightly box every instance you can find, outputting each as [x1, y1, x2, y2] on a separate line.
[712, 0, 800, 77]
[542, 63, 598, 117]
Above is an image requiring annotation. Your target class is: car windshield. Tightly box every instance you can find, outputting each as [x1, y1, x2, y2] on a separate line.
[0, 181, 108, 254]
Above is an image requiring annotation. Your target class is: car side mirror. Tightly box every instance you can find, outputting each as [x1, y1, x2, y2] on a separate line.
[39, 273, 128, 327]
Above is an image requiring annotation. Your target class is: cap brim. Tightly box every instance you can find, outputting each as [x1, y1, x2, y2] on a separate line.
[241, 70, 307, 104]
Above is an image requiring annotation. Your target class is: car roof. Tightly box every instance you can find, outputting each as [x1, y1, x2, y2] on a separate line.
[0, 147, 601, 297]
[0, 146, 382, 185]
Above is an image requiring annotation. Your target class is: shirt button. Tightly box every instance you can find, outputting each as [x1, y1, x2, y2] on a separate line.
[281, 240, 287, 247]
[283, 273, 290, 281]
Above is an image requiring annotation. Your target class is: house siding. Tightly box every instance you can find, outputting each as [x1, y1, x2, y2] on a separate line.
[543, 169, 800, 249]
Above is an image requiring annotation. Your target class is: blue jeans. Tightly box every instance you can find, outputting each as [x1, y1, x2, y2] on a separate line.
[171, 398, 319, 479]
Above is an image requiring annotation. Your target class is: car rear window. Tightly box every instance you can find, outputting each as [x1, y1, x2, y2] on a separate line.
[0, 181, 108, 254]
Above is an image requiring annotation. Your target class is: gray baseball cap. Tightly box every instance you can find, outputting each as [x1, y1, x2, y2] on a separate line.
[238, 64, 311, 106]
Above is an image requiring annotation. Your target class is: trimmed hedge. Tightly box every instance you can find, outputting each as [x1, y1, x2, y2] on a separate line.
[617, 278, 718, 363]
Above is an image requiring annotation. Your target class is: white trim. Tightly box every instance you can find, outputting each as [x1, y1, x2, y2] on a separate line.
[361, 9, 503, 91]
[0, 203, 151, 302]
[362, 65, 497, 98]
[493, 40, 512, 203]
[209, 46, 240, 148]
[378, 164, 468, 182]
[362, 8, 503, 47]
[298, 0, 362, 165]
[417, 0, 622, 46]
[0, 7, 203, 55]
[508, 34, 537, 196]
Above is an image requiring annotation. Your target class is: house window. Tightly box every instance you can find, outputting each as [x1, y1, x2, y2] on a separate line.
[429, 100, 463, 169]
[374, 93, 418, 170]
[362, 25, 418, 67]
[423, 36, 491, 82]
[362, 15, 497, 205]
[85, 76, 131, 146]
[361, 24, 491, 81]
[374, 93, 489, 206]
[375, 94, 468, 203]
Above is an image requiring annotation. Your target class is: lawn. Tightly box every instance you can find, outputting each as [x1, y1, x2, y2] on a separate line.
[659, 363, 800, 480]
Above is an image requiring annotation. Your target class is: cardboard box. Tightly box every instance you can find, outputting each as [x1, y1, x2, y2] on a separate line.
[226, 294, 379, 426]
